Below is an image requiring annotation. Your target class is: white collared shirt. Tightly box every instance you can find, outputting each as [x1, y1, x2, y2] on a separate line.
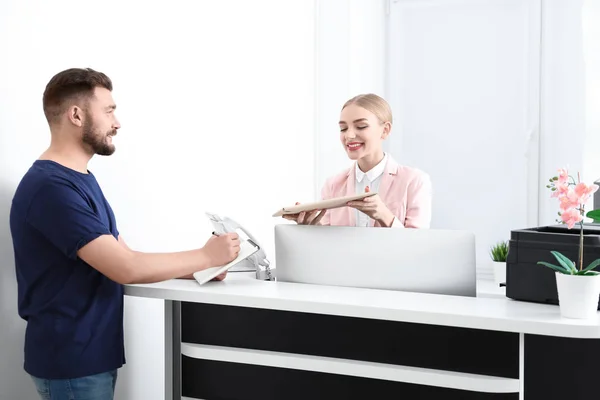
[354, 153, 403, 228]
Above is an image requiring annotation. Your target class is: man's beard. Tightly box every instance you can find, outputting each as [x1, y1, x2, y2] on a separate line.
[82, 118, 116, 156]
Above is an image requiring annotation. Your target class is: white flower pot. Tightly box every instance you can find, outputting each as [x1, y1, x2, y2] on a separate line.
[555, 272, 600, 319]
[492, 261, 506, 285]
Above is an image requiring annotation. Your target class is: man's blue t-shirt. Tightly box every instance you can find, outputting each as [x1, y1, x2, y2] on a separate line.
[9, 160, 125, 379]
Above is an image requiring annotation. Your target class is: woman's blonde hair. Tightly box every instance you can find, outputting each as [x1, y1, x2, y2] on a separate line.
[342, 93, 393, 124]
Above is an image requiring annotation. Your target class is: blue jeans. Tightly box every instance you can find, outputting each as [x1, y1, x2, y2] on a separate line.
[30, 370, 117, 400]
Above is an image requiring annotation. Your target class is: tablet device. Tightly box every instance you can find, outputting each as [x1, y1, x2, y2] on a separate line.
[193, 239, 259, 285]
[272, 192, 377, 217]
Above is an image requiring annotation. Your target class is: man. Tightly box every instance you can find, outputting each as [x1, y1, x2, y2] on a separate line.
[9, 68, 240, 399]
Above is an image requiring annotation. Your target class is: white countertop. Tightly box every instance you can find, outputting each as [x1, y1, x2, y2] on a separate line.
[124, 272, 600, 339]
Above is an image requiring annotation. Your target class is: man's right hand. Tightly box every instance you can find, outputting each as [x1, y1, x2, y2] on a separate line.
[79, 231, 241, 285]
[203, 232, 241, 267]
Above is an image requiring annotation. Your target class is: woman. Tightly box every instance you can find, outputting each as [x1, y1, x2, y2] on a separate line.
[284, 93, 432, 228]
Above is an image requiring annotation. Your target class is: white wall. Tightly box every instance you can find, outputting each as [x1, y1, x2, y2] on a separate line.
[385, 0, 600, 277]
[582, 0, 600, 188]
[315, 0, 388, 196]
[538, 0, 587, 224]
[386, 0, 542, 278]
[0, 1, 315, 399]
[538, 0, 600, 221]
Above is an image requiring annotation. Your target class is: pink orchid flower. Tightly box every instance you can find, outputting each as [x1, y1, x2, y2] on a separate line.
[552, 182, 570, 198]
[561, 208, 583, 229]
[574, 182, 599, 204]
[559, 190, 580, 211]
[557, 168, 569, 185]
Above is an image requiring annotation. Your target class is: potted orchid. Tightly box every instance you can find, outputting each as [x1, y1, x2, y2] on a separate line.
[537, 168, 600, 319]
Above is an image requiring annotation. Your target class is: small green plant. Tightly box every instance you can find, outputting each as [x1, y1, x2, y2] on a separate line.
[490, 241, 509, 262]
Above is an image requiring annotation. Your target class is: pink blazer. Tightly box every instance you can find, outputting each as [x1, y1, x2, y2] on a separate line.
[319, 156, 432, 228]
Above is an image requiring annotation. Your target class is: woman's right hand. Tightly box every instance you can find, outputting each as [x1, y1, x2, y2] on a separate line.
[282, 202, 326, 225]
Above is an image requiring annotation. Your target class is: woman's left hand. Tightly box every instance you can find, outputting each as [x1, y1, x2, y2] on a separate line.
[347, 189, 395, 227]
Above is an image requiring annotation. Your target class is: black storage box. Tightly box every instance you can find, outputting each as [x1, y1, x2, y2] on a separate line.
[506, 224, 600, 307]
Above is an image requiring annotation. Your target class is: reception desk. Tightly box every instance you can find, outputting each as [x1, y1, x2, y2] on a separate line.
[124, 272, 600, 400]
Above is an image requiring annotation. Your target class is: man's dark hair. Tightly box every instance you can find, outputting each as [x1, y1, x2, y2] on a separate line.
[42, 68, 113, 123]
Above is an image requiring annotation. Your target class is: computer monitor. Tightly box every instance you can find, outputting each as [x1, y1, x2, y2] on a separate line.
[274, 224, 476, 297]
